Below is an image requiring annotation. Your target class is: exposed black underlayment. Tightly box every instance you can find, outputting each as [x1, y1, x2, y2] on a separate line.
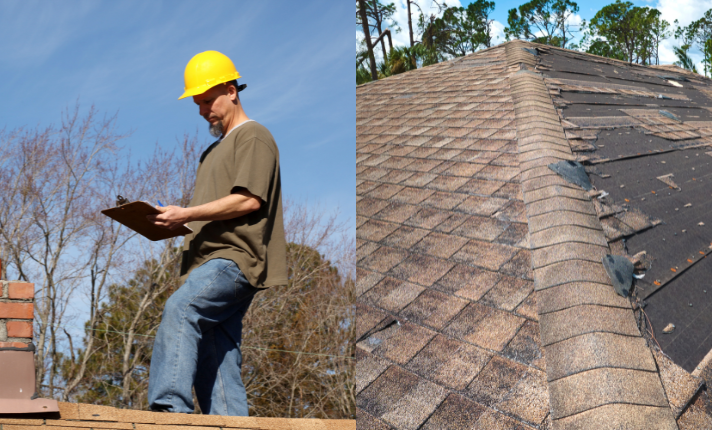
[539, 48, 707, 87]
[538, 46, 712, 372]
[590, 150, 712, 291]
[591, 150, 712, 372]
[558, 92, 698, 109]
[561, 103, 712, 120]
[644, 257, 712, 372]
[581, 127, 704, 161]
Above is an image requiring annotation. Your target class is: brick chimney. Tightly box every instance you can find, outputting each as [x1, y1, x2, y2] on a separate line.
[0, 280, 59, 413]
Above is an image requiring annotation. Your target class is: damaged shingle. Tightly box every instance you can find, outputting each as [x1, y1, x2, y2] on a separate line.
[659, 110, 680, 121]
[602, 254, 635, 297]
[548, 160, 592, 190]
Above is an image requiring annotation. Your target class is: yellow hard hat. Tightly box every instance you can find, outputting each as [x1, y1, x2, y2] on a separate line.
[179, 50, 242, 100]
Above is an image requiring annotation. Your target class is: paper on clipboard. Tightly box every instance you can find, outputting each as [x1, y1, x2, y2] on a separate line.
[101, 201, 192, 241]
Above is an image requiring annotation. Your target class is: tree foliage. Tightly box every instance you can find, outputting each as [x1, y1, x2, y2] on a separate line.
[677, 10, 712, 76]
[673, 44, 698, 73]
[356, 0, 497, 84]
[421, 1, 496, 58]
[66, 250, 177, 408]
[583, 1, 670, 65]
[504, 0, 580, 48]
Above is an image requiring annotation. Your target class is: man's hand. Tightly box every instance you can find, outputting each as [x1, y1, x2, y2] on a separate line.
[147, 205, 190, 230]
[146, 191, 261, 230]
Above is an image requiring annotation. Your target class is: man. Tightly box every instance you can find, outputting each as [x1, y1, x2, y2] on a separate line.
[146, 50, 287, 416]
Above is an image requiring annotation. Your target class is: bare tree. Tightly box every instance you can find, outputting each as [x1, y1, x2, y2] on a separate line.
[242, 201, 355, 418]
[0, 105, 135, 396]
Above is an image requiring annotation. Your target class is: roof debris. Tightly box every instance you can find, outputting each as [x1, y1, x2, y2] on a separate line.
[656, 173, 680, 190]
[663, 323, 676, 334]
[602, 254, 635, 297]
[548, 160, 592, 190]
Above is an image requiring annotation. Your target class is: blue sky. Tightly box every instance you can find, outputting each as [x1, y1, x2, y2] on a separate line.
[1, 0, 354, 235]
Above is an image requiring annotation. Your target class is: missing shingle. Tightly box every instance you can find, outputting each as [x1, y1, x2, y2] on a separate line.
[658, 75, 688, 82]
[548, 160, 592, 190]
[602, 254, 634, 297]
[522, 47, 538, 56]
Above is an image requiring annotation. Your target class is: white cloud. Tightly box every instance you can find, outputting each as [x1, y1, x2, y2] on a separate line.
[658, 42, 678, 64]
[655, 0, 712, 28]
[652, 0, 712, 74]
[566, 13, 584, 28]
[491, 20, 506, 45]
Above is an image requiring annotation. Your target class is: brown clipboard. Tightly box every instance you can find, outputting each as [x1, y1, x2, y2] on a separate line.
[101, 201, 192, 241]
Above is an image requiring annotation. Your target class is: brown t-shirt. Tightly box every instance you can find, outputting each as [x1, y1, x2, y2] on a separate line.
[180, 120, 287, 288]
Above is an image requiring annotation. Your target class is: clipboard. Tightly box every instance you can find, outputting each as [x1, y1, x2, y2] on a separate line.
[101, 201, 192, 241]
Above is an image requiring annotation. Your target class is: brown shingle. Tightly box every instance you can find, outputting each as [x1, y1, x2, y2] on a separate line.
[380, 225, 429, 249]
[451, 240, 518, 271]
[441, 162, 485, 177]
[356, 197, 389, 217]
[419, 393, 488, 430]
[357, 366, 448, 429]
[482, 275, 534, 311]
[377, 169, 415, 184]
[390, 186, 435, 204]
[404, 208, 455, 230]
[358, 246, 408, 273]
[455, 195, 509, 216]
[365, 183, 405, 200]
[420, 191, 468, 210]
[399, 289, 468, 330]
[497, 367, 549, 425]
[356, 349, 391, 394]
[432, 212, 470, 233]
[515, 292, 539, 321]
[496, 222, 529, 247]
[410, 232, 469, 259]
[539, 304, 641, 347]
[360, 276, 424, 313]
[425, 175, 470, 192]
[356, 219, 399, 242]
[444, 302, 525, 351]
[387, 253, 455, 287]
[456, 178, 506, 196]
[499, 249, 533, 279]
[372, 202, 420, 223]
[548, 368, 669, 419]
[435, 264, 500, 301]
[407, 335, 491, 390]
[356, 304, 389, 340]
[451, 215, 509, 241]
[356, 267, 383, 296]
[503, 320, 545, 370]
[400, 172, 437, 188]
[476, 165, 520, 181]
[370, 321, 436, 364]
[466, 355, 529, 406]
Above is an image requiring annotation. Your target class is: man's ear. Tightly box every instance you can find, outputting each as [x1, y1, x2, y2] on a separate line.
[227, 83, 238, 104]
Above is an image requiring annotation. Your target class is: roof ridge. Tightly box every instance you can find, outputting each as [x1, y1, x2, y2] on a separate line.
[505, 42, 679, 429]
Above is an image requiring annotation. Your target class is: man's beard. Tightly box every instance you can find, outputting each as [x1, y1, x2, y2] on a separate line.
[209, 120, 224, 138]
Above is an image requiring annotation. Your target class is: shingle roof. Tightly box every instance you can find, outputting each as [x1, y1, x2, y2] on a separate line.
[356, 41, 712, 429]
[0, 402, 355, 429]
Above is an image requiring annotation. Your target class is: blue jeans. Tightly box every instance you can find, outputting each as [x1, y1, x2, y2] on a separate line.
[148, 258, 258, 415]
